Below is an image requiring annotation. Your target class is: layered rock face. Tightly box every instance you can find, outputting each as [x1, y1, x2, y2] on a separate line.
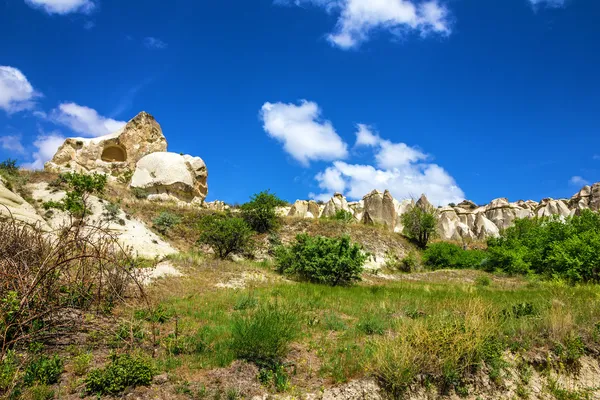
[130, 153, 208, 204]
[45, 111, 209, 204]
[287, 182, 600, 241]
[46, 112, 167, 175]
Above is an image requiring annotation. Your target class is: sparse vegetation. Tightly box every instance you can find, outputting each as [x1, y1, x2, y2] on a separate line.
[275, 234, 367, 286]
[153, 211, 182, 235]
[43, 172, 107, 218]
[328, 209, 355, 223]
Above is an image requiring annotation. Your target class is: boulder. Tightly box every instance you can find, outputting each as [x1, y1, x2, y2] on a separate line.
[474, 213, 500, 239]
[288, 200, 320, 219]
[348, 201, 364, 221]
[361, 190, 396, 230]
[130, 152, 208, 204]
[536, 198, 571, 218]
[437, 208, 460, 240]
[45, 112, 167, 176]
[0, 178, 48, 228]
[321, 193, 351, 218]
[484, 199, 532, 231]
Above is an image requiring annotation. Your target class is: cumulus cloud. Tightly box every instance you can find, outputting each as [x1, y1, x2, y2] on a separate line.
[50, 103, 126, 137]
[24, 0, 95, 15]
[312, 125, 464, 206]
[143, 37, 168, 50]
[261, 100, 348, 166]
[0, 135, 26, 154]
[528, 0, 566, 8]
[0, 66, 40, 114]
[276, 0, 451, 49]
[570, 176, 590, 186]
[23, 132, 66, 170]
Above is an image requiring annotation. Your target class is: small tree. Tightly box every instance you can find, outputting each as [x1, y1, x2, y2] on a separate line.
[43, 172, 107, 219]
[197, 214, 254, 259]
[401, 203, 438, 249]
[240, 191, 287, 233]
[275, 234, 367, 286]
[152, 212, 181, 235]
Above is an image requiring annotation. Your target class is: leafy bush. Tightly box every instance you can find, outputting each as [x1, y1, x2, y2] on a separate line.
[486, 210, 600, 282]
[0, 350, 18, 391]
[23, 355, 63, 386]
[152, 211, 182, 235]
[423, 242, 487, 270]
[240, 191, 286, 233]
[329, 210, 354, 223]
[275, 234, 367, 286]
[43, 172, 107, 218]
[85, 353, 155, 395]
[131, 187, 149, 199]
[197, 214, 254, 259]
[230, 304, 298, 368]
[72, 353, 93, 376]
[401, 203, 438, 248]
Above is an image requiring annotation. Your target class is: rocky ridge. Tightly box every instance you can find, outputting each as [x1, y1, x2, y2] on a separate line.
[284, 183, 600, 241]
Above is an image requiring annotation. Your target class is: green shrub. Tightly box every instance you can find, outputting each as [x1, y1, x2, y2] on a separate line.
[240, 191, 286, 233]
[23, 355, 63, 386]
[131, 187, 149, 199]
[0, 159, 19, 177]
[43, 172, 107, 218]
[475, 276, 491, 287]
[329, 210, 354, 223]
[72, 353, 93, 376]
[24, 384, 55, 400]
[357, 314, 386, 335]
[152, 211, 181, 235]
[486, 210, 600, 282]
[275, 234, 367, 286]
[0, 350, 18, 391]
[85, 353, 154, 395]
[197, 214, 254, 259]
[401, 203, 438, 248]
[423, 242, 486, 270]
[230, 304, 298, 368]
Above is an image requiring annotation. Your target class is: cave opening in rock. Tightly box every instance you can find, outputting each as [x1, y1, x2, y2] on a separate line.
[101, 145, 127, 162]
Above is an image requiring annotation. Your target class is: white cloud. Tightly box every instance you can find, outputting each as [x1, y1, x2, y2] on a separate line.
[23, 132, 66, 170]
[312, 125, 464, 206]
[261, 100, 348, 166]
[569, 176, 590, 186]
[528, 0, 566, 8]
[276, 0, 451, 49]
[50, 103, 126, 137]
[0, 66, 40, 114]
[24, 0, 95, 15]
[0, 135, 26, 154]
[143, 37, 168, 50]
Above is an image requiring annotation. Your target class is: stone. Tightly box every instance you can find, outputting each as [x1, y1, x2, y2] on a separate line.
[130, 152, 208, 204]
[321, 193, 351, 218]
[348, 201, 364, 221]
[288, 200, 320, 218]
[361, 190, 397, 230]
[0, 178, 49, 228]
[394, 198, 414, 233]
[437, 208, 460, 240]
[45, 112, 167, 176]
[474, 213, 500, 239]
[536, 198, 571, 218]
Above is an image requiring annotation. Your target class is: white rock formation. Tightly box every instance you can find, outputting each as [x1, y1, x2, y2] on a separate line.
[288, 200, 321, 219]
[45, 112, 167, 176]
[28, 182, 177, 259]
[0, 178, 49, 228]
[130, 152, 208, 204]
[321, 193, 351, 218]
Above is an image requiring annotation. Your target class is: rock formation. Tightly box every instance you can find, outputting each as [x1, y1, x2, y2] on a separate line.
[130, 152, 208, 204]
[362, 190, 397, 231]
[321, 193, 351, 218]
[45, 112, 167, 176]
[0, 178, 49, 228]
[288, 200, 321, 219]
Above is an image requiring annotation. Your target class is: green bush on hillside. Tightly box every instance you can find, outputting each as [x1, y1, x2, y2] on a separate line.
[486, 210, 600, 282]
[230, 304, 298, 368]
[43, 172, 107, 218]
[85, 353, 154, 395]
[197, 214, 254, 259]
[401, 204, 438, 248]
[275, 234, 367, 286]
[423, 242, 487, 270]
[240, 190, 286, 233]
[328, 210, 355, 223]
[152, 211, 181, 235]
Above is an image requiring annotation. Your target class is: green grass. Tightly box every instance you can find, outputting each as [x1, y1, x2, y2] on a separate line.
[127, 264, 600, 397]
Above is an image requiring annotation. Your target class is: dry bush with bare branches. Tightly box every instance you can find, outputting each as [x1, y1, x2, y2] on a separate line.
[0, 212, 145, 359]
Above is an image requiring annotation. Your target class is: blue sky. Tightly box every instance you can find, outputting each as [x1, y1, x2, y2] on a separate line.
[1, 0, 599, 205]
